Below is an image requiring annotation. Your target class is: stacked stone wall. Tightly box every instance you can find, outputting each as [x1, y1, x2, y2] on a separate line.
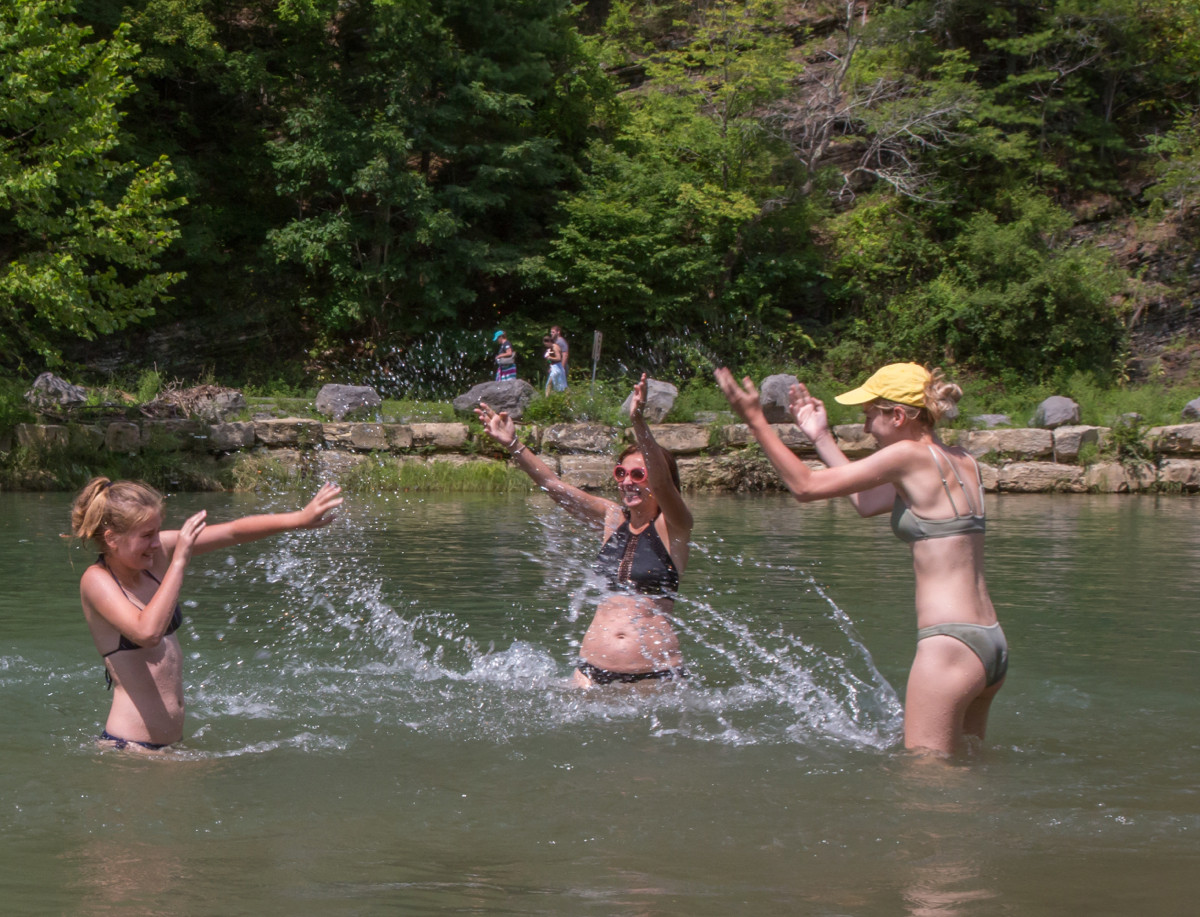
[10, 419, 1200, 493]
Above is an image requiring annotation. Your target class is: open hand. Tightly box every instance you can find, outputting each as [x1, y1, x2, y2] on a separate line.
[713, 367, 765, 424]
[788, 383, 830, 442]
[629, 373, 648, 421]
[173, 510, 207, 565]
[299, 482, 343, 529]
[475, 401, 516, 446]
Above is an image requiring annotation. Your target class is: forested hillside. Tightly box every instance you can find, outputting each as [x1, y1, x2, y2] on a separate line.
[3, 0, 1198, 392]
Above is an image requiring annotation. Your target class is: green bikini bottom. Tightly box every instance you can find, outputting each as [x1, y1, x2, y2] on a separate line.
[917, 621, 1008, 686]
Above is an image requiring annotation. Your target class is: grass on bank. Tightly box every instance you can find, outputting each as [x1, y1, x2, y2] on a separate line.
[230, 453, 535, 494]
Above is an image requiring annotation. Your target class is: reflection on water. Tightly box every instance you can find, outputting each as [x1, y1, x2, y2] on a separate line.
[1, 491, 1197, 916]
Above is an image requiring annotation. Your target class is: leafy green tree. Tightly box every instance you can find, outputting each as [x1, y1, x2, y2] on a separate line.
[1149, 112, 1200, 218]
[0, 0, 182, 367]
[526, 0, 808, 351]
[265, 0, 606, 338]
[889, 191, 1126, 378]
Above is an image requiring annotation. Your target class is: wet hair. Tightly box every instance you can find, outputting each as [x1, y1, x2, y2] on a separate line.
[874, 367, 961, 427]
[69, 477, 164, 553]
[617, 443, 682, 492]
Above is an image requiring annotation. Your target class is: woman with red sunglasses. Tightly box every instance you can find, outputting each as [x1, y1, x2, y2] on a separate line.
[476, 374, 693, 686]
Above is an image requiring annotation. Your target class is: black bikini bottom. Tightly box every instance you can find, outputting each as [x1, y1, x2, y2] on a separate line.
[576, 661, 689, 686]
[100, 730, 169, 751]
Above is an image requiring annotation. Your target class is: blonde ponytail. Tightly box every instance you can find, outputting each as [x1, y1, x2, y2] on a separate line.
[923, 367, 963, 424]
[69, 478, 164, 552]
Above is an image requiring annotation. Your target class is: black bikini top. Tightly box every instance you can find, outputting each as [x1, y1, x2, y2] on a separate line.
[97, 557, 182, 688]
[594, 511, 680, 597]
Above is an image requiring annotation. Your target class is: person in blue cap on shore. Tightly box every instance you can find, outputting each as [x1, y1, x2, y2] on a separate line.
[494, 330, 516, 381]
[715, 362, 1006, 759]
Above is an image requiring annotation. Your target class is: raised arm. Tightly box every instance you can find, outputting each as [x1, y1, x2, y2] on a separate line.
[83, 511, 206, 647]
[715, 368, 902, 508]
[629, 374, 692, 536]
[789, 383, 896, 517]
[475, 401, 615, 529]
[159, 482, 343, 557]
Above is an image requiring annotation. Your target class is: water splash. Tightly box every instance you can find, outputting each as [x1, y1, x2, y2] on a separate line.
[180, 507, 902, 754]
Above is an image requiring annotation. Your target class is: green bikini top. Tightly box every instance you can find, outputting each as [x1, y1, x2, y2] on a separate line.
[891, 445, 986, 544]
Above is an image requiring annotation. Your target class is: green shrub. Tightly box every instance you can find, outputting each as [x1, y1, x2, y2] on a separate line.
[0, 379, 33, 435]
[521, 381, 628, 426]
[134, 368, 164, 403]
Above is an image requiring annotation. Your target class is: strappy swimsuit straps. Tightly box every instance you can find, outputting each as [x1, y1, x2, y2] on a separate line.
[891, 445, 986, 543]
[97, 556, 183, 688]
[594, 511, 680, 596]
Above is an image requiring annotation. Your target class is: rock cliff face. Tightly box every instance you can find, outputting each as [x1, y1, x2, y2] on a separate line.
[11, 419, 1200, 494]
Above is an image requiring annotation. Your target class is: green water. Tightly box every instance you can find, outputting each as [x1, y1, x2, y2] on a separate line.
[1, 491, 1196, 915]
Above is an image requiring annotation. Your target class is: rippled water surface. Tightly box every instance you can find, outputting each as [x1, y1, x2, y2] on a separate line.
[1, 491, 1196, 915]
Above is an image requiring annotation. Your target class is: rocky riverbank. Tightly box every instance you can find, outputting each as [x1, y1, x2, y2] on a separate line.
[9, 417, 1200, 494]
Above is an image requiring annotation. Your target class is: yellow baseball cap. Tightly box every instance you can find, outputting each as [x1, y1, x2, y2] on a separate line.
[834, 363, 931, 407]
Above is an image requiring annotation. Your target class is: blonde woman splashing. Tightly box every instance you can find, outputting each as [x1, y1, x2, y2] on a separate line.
[715, 363, 1007, 757]
[70, 478, 342, 750]
[476, 374, 693, 686]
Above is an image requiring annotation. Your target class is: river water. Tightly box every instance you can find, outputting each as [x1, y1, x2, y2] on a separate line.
[1, 490, 1195, 915]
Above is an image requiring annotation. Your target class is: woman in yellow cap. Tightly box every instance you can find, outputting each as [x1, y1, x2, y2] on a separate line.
[715, 363, 1005, 758]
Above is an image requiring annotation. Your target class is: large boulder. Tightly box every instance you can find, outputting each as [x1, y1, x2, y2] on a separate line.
[315, 384, 381, 421]
[25, 373, 87, 411]
[1182, 398, 1200, 422]
[453, 380, 537, 419]
[1031, 396, 1080, 429]
[620, 378, 677, 423]
[759, 374, 799, 424]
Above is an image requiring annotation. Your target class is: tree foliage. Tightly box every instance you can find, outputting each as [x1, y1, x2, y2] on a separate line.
[264, 0, 607, 337]
[7, 0, 1200, 383]
[0, 0, 182, 367]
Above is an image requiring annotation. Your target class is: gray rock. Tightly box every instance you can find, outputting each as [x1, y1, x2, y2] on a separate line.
[620, 378, 677, 423]
[961, 428, 1053, 459]
[759, 374, 799, 424]
[1146, 423, 1200, 454]
[1031, 396, 1080, 429]
[453, 380, 536, 419]
[1052, 425, 1104, 462]
[191, 390, 247, 422]
[1182, 398, 1200, 422]
[105, 422, 141, 453]
[972, 414, 1012, 429]
[636, 424, 711, 455]
[315, 384, 382, 421]
[558, 454, 615, 490]
[16, 423, 68, 449]
[409, 423, 470, 450]
[543, 423, 619, 454]
[209, 422, 256, 452]
[997, 461, 1086, 493]
[25, 373, 87, 410]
